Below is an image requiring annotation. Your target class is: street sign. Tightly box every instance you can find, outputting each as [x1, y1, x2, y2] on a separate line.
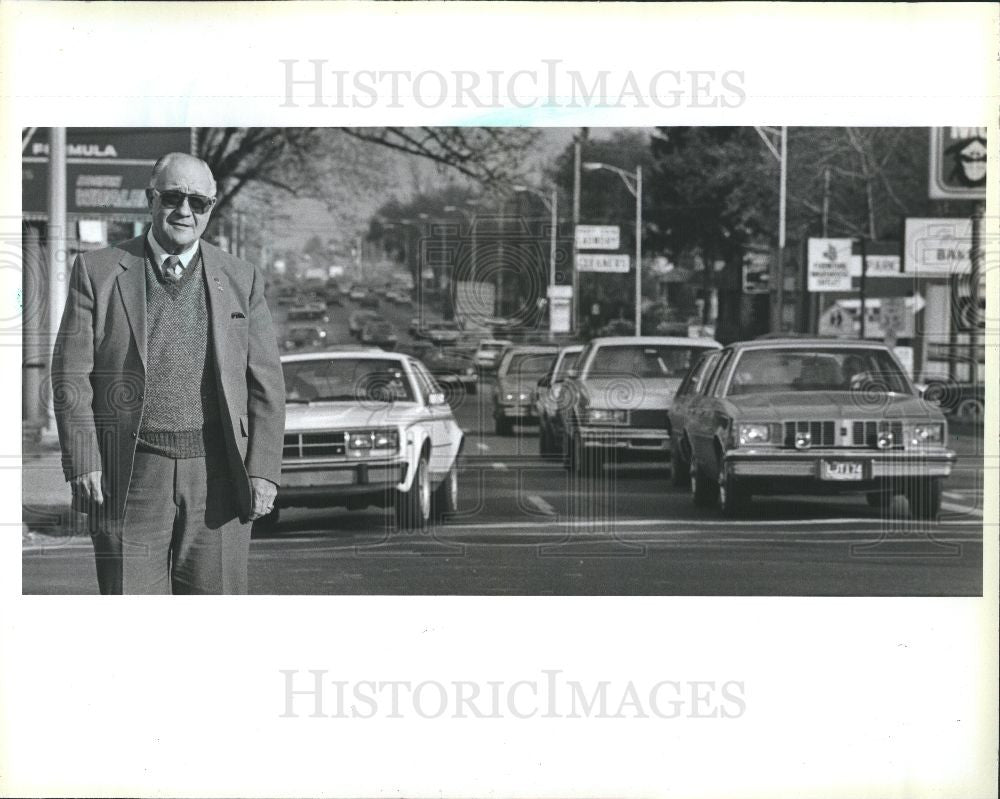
[929, 127, 986, 200]
[575, 225, 620, 250]
[848, 254, 901, 277]
[807, 238, 853, 291]
[742, 250, 770, 294]
[548, 286, 572, 334]
[547, 285, 573, 299]
[22, 127, 194, 217]
[903, 218, 973, 276]
[576, 253, 630, 273]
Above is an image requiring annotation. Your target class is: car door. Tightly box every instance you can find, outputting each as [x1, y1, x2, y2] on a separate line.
[669, 352, 713, 445]
[410, 360, 457, 479]
[688, 350, 729, 469]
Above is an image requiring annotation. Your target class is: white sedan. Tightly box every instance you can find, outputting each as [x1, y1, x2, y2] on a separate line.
[262, 349, 464, 531]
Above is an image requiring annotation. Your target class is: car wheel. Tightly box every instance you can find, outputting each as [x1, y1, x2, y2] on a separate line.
[431, 464, 459, 521]
[670, 439, 690, 488]
[690, 459, 716, 508]
[395, 453, 431, 530]
[251, 506, 280, 535]
[905, 477, 942, 521]
[538, 424, 552, 457]
[955, 398, 984, 422]
[572, 434, 603, 478]
[717, 464, 750, 518]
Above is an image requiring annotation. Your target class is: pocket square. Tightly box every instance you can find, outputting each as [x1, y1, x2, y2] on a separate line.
[231, 311, 246, 319]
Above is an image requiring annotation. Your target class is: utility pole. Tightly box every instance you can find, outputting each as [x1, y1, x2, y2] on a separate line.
[572, 132, 583, 334]
[46, 127, 68, 434]
[858, 236, 868, 340]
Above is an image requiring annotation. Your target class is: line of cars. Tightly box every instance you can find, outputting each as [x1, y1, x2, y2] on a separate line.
[261, 318, 959, 530]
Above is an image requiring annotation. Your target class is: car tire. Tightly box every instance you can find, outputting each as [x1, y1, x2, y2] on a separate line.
[717, 464, 749, 518]
[572, 434, 603, 478]
[431, 464, 459, 522]
[690, 459, 716, 508]
[905, 477, 942, 521]
[395, 453, 431, 530]
[956, 398, 984, 422]
[251, 506, 280, 535]
[670, 439, 690, 488]
[538, 425, 553, 457]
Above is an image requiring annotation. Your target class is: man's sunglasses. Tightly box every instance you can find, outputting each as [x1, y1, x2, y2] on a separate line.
[149, 189, 216, 214]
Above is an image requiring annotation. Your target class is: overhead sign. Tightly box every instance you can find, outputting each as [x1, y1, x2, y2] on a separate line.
[929, 127, 986, 200]
[807, 238, 852, 292]
[904, 218, 972, 276]
[742, 250, 770, 294]
[576, 253, 630, 273]
[848, 254, 901, 277]
[22, 127, 193, 216]
[575, 225, 620, 250]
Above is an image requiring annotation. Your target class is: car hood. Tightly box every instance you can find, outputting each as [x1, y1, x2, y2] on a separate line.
[284, 401, 424, 432]
[580, 377, 683, 409]
[722, 391, 938, 420]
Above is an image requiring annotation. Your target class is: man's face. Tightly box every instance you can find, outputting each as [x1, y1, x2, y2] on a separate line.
[148, 158, 216, 253]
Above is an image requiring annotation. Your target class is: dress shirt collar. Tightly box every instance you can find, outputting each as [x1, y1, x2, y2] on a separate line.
[146, 229, 200, 269]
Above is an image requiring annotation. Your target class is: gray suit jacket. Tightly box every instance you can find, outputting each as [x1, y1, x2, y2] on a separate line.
[52, 234, 285, 522]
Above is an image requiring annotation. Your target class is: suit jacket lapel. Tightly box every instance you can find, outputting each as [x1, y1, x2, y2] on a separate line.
[200, 242, 228, 381]
[116, 240, 147, 370]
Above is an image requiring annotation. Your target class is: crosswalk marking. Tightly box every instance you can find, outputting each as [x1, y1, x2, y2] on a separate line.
[525, 494, 556, 516]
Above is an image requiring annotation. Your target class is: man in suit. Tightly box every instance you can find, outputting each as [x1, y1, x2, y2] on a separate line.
[52, 152, 285, 594]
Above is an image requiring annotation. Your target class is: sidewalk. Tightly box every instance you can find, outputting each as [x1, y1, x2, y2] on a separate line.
[21, 433, 86, 545]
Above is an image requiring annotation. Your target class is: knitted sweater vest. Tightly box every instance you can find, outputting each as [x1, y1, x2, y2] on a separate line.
[137, 248, 222, 458]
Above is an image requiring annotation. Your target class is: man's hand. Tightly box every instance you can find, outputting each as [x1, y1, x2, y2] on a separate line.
[249, 476, 278, 521]
[71, 471, 105, 510]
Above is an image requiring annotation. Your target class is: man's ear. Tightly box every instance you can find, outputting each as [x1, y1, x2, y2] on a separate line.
[144, 188, 155, 210]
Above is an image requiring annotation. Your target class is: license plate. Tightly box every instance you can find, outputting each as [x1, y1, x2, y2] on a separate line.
[820, 460, 864, 481]
[282, 469, 355, 488]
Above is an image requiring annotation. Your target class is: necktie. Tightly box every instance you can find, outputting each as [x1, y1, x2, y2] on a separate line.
[162, 255, 183, 283]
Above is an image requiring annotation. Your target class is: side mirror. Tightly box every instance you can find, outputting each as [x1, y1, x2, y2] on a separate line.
[428, 391, 447, 406]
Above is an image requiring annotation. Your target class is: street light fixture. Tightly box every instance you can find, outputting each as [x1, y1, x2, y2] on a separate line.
[582, 162, 643, 336]
[512, 184, 559, 339]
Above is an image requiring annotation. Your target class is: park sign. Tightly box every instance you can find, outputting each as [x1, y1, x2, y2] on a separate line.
[576, 253, 630, 273]
[575, 225, 620, 250]
[807, 238, 853, 292]
[22, 127, 194, 217]
[929, 127, 986, 200]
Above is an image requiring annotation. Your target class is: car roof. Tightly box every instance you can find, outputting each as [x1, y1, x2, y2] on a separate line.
[728, 337, 893, 352]
[281, 348, 401, 363]
[589, 336, 721, 348]
[502, 345, 560, 354]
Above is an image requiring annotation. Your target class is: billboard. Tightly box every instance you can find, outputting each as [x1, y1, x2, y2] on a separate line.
[929, 127, 986, 200]
[903, 218, 973, 276]
[22, 127, 194, 216]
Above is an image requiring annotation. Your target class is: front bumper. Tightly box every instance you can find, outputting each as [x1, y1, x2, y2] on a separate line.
[724, 446, 956, 484]
[498, 403, 536, 420]
[577, 426, 671, 454]
[277, 457, 408, 507]
[437, 373, 478, 386]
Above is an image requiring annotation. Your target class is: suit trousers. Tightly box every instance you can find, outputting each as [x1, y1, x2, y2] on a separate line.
[89, 446, 251, 594]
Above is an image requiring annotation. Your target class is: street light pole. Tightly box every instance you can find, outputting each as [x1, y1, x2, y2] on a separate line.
[581, 162, 643, 336]
[513, 184, 559, 340]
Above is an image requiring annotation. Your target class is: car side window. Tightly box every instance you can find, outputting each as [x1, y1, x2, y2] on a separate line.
[408, 360, 435, 402]
[706, 351, 736, 397]
[676, 354, 711, 398]
[699, 351, 729, 396]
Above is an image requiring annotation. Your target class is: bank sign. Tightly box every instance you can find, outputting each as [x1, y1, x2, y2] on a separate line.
[929, 127, 986, 200]
[22, 128, 193, 216]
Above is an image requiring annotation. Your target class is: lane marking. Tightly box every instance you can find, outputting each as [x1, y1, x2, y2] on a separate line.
[490, 462, 509, 471]
[525, 495, 556, 516]
[476, 442, 490, 452]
